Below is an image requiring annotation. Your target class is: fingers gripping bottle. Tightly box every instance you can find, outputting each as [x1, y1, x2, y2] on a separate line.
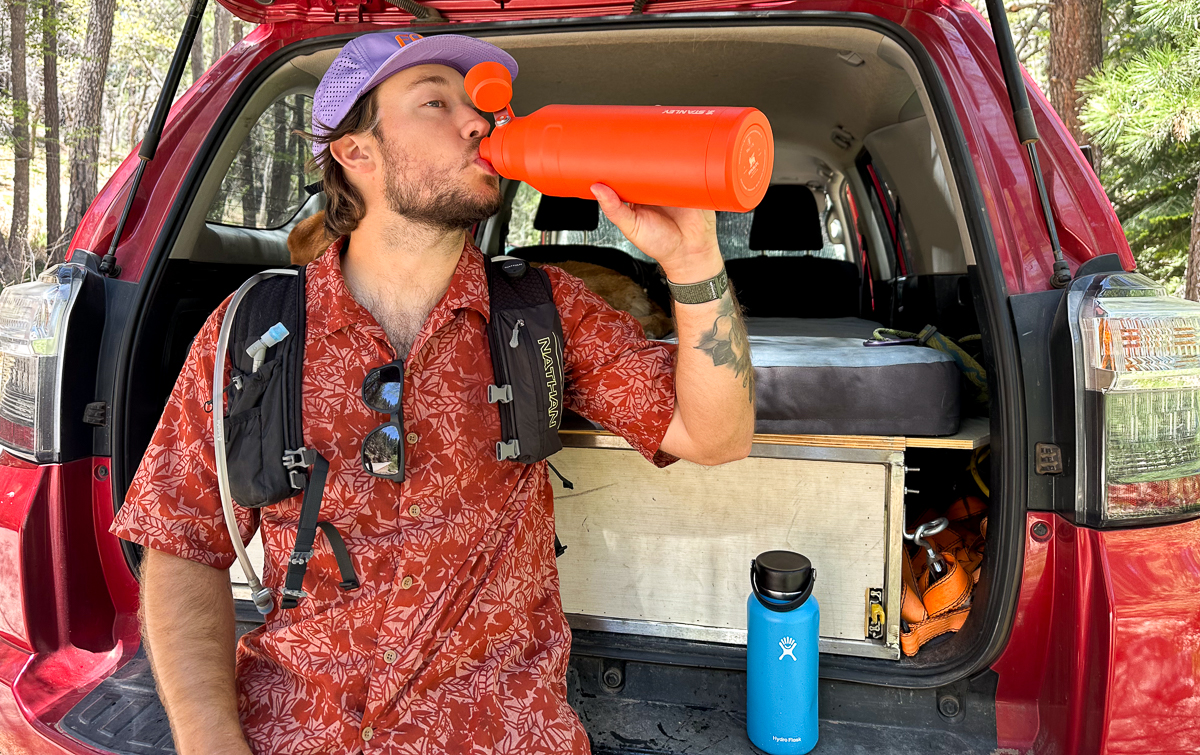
[747, 550, 819, 754]
[465, 61, 774, 212]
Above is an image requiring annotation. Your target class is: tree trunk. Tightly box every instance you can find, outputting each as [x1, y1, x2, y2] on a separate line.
[64, 0, 116, 236]
[268, 99, 292, 219]
[43, 0, 62, 260]
[240, 140, 258, 226]
[8, 0, 30, 260]
[212, 5, 229, 66]
[1048, 0, 1103, 147]
[231, 18, 243, 45]
[190, 10, 205, 83]
[1186, 174, 1200, 302]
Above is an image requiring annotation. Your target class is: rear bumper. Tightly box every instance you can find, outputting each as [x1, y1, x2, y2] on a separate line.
[994, 511, 1200, 754]
[0, 638, 130, 755]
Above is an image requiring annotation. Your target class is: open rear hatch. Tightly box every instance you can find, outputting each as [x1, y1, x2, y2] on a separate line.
[61, 7, 1029, 755]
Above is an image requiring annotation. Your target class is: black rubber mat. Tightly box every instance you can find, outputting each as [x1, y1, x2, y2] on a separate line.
[57, 648, 174, 754]
[58, 639, 998, 755]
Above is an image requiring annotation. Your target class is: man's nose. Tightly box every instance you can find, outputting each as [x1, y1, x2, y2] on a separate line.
[462, 105, 491, 140]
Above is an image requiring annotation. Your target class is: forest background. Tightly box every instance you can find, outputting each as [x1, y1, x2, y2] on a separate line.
[0, 0, 1196, 293]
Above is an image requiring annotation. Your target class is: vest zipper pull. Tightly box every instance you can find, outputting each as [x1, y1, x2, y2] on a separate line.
[509, 319, 525, 348]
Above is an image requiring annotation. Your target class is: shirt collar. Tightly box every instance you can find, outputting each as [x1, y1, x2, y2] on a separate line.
[305, 236, 491, 341]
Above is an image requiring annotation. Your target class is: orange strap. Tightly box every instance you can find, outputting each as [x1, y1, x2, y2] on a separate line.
[900, 499, 987, 657]
[900, 606, 972, 656]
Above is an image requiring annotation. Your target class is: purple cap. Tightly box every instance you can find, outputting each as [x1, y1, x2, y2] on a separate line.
[311, 31, 518, 157]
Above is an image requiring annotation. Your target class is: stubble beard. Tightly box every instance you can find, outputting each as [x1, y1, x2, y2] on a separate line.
[380, 134, 502, 232]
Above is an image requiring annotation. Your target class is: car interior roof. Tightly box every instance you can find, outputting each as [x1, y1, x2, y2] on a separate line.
[287, 26, 918, 187]
[174, 24, 975, 274]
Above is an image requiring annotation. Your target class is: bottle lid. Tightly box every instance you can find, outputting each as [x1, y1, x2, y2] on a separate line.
[706, 108, 774, 212]
[753, 550, 812, 599]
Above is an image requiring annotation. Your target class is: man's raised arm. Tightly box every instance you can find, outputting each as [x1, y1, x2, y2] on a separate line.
[592, 184, 755, 466]
[141, 548, 253, 755]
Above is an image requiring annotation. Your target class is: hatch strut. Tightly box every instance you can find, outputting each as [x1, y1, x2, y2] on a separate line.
[983, 0, 1072, 290]
[382, 0, 446, 22]
[98, 0, 209, 277]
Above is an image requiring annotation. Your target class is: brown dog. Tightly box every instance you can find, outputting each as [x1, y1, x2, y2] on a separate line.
[287, 211, 337, 266]
[536, 261, 674, 339]
[287, 210, 674, 339]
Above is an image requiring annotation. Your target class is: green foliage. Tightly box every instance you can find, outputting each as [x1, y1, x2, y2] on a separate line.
[1082, 0, 1200, 292]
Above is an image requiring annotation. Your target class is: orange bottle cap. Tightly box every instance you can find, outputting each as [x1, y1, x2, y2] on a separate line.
[465, 61, 513, 114]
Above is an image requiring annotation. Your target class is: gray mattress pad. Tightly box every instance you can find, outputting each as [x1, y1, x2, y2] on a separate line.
[744, 317, 960, 436]
[654, 317, 961, 437]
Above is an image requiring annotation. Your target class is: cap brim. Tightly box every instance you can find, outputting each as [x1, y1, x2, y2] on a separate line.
[360, 35, 518, 96]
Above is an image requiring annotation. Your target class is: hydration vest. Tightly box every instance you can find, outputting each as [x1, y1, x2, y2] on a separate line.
[216, 255, 568, 612]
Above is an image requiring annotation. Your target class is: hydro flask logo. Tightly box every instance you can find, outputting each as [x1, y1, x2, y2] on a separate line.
[778, 637, 797, 661]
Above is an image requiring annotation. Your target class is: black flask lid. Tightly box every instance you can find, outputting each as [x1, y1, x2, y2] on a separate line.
[753, 550, 813, 598]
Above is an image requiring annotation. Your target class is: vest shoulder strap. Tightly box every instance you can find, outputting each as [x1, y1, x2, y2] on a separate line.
[484, 256, 566, 464]
[222, 266, 358, 610]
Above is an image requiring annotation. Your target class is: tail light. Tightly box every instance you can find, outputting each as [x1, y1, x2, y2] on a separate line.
[1065, 272, 1200, 525]
[0, 264, 89, 462]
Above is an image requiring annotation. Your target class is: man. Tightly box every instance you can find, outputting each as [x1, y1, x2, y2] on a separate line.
[112, 31, 755, 755]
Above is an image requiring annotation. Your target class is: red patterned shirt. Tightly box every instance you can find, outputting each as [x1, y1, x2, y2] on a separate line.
[112, 239, 677, 754]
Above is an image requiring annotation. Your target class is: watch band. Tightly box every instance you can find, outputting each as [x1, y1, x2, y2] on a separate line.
[667, 268, 729, 305]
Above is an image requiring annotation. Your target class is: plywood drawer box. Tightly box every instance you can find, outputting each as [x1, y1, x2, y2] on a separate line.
[549, 432, 909, 660]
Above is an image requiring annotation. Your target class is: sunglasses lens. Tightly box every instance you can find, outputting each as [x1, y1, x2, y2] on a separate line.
[363, 364, 403, 414]
[362, 424, 402, 476]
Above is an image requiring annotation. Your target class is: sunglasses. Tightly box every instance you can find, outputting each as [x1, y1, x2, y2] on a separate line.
[361, 361, 405, 482]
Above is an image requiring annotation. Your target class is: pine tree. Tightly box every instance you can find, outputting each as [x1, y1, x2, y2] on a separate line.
[64, 0, 117, 236]
[1049, 0, 1104, 147]
[8, 0, 30, 260]
[1081, 0, 1200, 297]
[43, 0, 62, 261]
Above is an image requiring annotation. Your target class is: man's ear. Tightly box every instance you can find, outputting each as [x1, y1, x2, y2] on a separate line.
[329, 131, 377, 178]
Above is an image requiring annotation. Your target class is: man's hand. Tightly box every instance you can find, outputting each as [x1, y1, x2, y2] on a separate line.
[590, 183, 723, 284]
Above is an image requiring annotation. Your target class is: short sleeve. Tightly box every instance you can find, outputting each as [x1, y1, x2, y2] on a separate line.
[545, 266, 678, 467]
[110, 296, 258, 570]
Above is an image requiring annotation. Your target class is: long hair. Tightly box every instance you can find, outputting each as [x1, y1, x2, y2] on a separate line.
[298, 88, 382, 239]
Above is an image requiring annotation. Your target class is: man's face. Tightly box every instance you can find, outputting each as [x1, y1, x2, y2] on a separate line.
[361, 64, 502, 231]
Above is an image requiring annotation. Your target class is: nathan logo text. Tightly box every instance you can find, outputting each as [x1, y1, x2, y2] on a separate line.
[538, 335, 561, 429]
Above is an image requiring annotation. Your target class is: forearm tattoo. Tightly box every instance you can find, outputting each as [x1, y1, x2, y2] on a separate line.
[693, 291, 755, 404]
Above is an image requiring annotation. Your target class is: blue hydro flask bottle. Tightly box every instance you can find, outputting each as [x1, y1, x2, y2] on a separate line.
[746, 550, 819, 754]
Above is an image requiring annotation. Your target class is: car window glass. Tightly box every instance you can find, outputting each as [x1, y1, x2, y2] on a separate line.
[207, 93, 319, 229]
[506, 182, 848, 262]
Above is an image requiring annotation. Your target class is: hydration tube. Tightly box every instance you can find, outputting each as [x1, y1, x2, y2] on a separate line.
[212, 269, 297, 615]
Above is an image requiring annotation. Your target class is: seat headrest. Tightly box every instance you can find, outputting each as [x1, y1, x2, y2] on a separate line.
[748, 185, 823, 252]
[534, 195, 599, 232]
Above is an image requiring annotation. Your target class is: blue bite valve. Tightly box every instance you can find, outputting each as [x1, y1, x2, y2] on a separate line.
[247, 321, 291, 373]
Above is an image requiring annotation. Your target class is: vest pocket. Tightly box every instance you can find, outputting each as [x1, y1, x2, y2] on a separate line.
[224, 358, 295, 508]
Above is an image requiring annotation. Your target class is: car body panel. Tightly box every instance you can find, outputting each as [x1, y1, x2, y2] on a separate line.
[993, 512, 1200, 753]
[0, 455, 140, 754]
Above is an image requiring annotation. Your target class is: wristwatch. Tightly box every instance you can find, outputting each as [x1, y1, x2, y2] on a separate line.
[666, 268, 729, 305]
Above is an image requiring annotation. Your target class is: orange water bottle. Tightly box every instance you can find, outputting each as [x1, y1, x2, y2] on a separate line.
[466, 62, 774, 212]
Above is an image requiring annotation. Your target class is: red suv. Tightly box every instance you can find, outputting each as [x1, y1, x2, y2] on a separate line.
[1, 0, 1197, 753]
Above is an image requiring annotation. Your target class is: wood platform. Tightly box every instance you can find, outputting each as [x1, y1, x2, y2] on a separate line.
[560, 416, 991, 453]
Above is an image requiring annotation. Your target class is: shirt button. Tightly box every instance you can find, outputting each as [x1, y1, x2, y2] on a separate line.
[406, 432, 419, 445]
[361, 726, 374, 742]
[402, 575, 415, 589]
[408, 504, 421, 517]
[383, 649, 398, 664]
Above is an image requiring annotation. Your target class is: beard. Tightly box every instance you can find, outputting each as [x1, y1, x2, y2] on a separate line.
[379, 134, 502, 231]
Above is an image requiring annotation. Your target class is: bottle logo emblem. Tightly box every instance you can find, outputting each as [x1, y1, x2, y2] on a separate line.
[778, 636, 797, 661]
